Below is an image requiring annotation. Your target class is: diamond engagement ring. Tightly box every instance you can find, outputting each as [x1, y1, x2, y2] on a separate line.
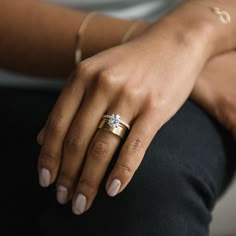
[98, 114, 130, 138]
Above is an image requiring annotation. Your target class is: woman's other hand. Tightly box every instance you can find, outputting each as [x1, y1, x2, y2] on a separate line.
[191, 51, 236, 138]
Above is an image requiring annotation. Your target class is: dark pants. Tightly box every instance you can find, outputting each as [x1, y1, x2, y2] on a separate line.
[2, 87, 236, 236]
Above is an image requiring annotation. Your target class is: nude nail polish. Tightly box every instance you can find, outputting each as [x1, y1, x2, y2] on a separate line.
[39, 168, 51, 187]
[73, 193, 87, 215]
[107, 179, 121, 197]
[57, 185, 68, 204]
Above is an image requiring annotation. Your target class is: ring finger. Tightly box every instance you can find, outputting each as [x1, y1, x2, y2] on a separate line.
[71, 101, 137, 215]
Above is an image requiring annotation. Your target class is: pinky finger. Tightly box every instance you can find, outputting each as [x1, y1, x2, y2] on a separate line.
[105, 110, 164, 197]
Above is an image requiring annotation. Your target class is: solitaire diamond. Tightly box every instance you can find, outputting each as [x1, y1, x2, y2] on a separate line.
[108, 114, 121, 128]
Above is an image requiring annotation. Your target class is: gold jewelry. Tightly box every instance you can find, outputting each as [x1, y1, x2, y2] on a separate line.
[121, 22, 142, 43]
[98, 114, 130, 139]
[211, 7, 231, 24]
[75, 12, 96, 65]
[189, 0, 231, 24]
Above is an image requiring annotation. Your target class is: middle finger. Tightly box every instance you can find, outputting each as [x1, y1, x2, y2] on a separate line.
[72, 105, 134, 215]
[56, 88, 108, 204]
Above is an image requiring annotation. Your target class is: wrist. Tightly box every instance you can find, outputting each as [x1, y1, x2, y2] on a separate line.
[177, 1, 236, 55]
[123, 21, 150, 42]
[138, 7, 215, 67]
[77, 13, 149, 59]
[157, 1, 236, 58]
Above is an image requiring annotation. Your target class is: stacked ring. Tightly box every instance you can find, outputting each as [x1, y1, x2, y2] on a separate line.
[98, 114, 130, 138]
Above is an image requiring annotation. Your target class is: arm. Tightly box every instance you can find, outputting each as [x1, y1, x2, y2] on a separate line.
[1, 0, 235, 78]
[142, 0, 236, 60]
[191, 50, 236, 137]
[183, 0, 236, 136]
[0, 0, 147, 77]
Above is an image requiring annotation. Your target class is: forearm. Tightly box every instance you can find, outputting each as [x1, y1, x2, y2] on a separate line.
[189, 49, 236, 138]
[0, 0, 147, 77]
[137, 0, 236, 68]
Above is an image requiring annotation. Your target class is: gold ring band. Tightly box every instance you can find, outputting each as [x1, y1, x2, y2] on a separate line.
[98, 119, 127, 138]
[98, 114, 130, 138]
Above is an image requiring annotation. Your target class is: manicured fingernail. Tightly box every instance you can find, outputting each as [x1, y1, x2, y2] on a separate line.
[73, 193, 87, 215]
[57, 185, 68, 204]
[107, 179, 121, 197]
[39, 168, 51, 187]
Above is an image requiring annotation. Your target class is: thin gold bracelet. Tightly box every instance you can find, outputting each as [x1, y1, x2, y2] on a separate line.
[75, 12, 96, 65]
[121, 22, 142, 43]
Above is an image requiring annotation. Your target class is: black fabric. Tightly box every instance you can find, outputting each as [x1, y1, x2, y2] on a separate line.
[1, 87, 236, 236]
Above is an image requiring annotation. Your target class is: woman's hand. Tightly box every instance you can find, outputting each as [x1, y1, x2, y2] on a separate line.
[191, 50, 236, 138]
[37, 18, 212, 215]
[37, 0, 229, 214]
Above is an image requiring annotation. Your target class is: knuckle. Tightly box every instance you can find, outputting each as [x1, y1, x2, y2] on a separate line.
[116, 162, 133, 177]
[64, 134, 84, 152]
[77, 60, 96, 81]
[89, 139, 110, 161]
[39, 149, 59, 165]
[97, 69, 116, 89]
[46, 113, 65, 135]
[77, 61, 91, 76]
[146, 96, 158, 110]
[147, 90, 165, 106]
[79, 178, 97, 193]
[121, 86, 141, 102]
[126, 137, 145, 156]
[145, 96, 167, 119]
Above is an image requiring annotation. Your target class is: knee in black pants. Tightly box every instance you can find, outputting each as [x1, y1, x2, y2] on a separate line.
[41, 101, 232, 236]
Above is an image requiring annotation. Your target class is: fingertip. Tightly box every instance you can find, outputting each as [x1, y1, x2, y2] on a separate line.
[57, 185, 69, 205]
[39, 168, 51, 187]
[106, 178, 121, 197]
